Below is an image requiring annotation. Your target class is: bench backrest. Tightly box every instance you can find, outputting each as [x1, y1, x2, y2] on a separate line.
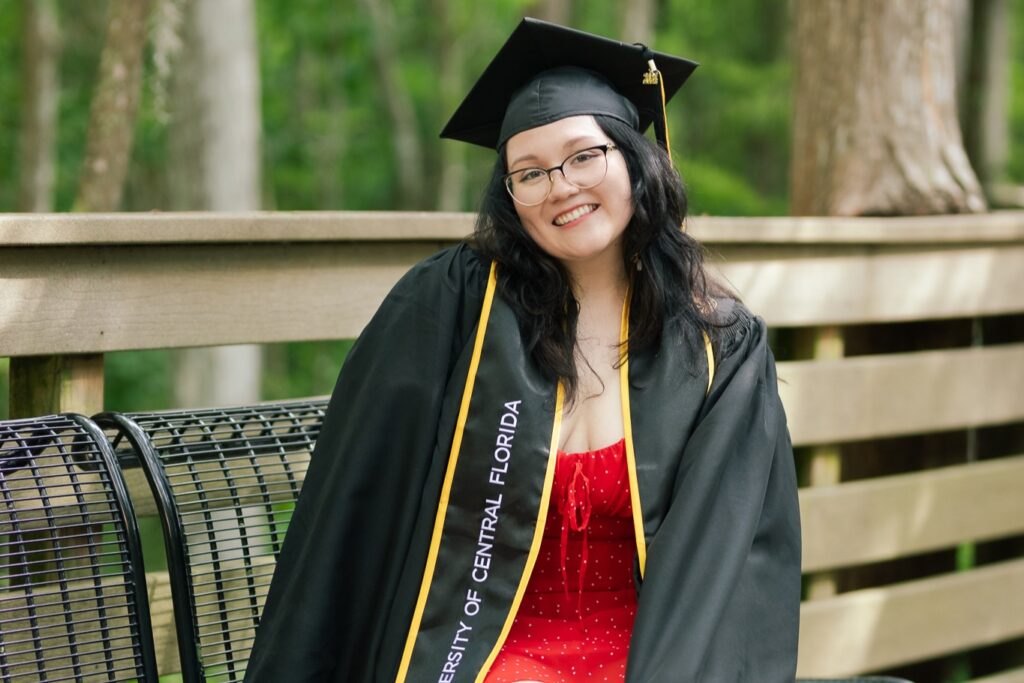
[96, 401, 323, 682]
[0, 414, 158, 682]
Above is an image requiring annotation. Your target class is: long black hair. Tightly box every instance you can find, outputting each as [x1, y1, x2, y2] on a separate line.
[472, 115, 718, 404]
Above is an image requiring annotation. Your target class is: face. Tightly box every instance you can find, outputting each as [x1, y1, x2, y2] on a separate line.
[504, 115, 633, 269]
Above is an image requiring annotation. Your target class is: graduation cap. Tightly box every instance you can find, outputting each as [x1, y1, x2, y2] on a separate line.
[440, 17, 698, 151]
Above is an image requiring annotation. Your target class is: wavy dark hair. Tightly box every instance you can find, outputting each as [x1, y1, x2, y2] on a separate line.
[471, 115, 719, 404]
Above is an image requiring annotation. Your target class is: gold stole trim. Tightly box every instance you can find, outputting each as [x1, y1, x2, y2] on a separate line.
[394, 263, 498, 682]
[474, 383, 564, 682]
[619, 291, 648, 577]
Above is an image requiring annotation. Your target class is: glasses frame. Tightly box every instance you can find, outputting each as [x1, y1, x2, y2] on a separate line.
[502, 144, 618, 206]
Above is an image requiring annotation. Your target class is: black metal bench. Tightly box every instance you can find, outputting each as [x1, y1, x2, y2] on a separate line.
[91, 397, 915, 683]
[96, 400, 324, 682]
[0, 414, 158, 682]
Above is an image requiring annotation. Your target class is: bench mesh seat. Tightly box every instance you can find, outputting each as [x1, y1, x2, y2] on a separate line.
[97, 400, 325, 682]
[0, 414, 158, 682]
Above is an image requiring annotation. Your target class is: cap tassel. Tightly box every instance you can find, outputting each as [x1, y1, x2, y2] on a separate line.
[641, 51, 684, 233]
[642, 55, 672, 154]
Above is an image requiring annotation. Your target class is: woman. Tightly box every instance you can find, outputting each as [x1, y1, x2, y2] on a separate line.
[246, 18, 800, 683]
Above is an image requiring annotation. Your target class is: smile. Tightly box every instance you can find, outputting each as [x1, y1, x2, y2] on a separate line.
[553, 204, 598, 226]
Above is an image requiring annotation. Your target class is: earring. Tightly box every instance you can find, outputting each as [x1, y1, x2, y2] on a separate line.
[633, 254, 643, 272]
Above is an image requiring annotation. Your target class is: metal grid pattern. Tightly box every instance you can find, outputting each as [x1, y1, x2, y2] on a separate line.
[99, 401, 324, 682]
[0, 415, 157, 682]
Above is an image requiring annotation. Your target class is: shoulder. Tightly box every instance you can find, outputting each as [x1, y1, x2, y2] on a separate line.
[705, 296, 765, 362]
[391, 241, 491, 306]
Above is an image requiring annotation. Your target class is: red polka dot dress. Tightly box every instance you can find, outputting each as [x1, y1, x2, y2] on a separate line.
[485, 438, 638, 682]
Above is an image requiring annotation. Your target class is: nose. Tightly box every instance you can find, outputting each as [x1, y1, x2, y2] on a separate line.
[548, 169, 579, 201]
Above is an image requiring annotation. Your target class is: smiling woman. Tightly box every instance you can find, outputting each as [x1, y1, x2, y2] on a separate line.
[504, 117, 633, 268]
[246, 18, 801, 683]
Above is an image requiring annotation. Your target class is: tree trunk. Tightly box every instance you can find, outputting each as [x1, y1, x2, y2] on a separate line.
[791, 4, 995, 679]
[74, 0, 151, 212]
[964, 0, 1011, 189]
[790, 0, 986, 216]
[433, 0, 465, 211]
[620, 0, 654, 45]
[361, 0, 426, 209]
[169, 0, 263, 407]
[18, 0, 60, 213]
[526, 0, 572, 26]
[167, 0, 203, 210]
[194, 0, 262, 210]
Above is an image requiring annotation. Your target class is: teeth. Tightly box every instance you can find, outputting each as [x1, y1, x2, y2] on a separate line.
[554, 204, 597, 226]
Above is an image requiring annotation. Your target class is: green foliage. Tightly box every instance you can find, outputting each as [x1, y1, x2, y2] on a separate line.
[3, 0, 1024, 413]
[659, 0, 792, 213]
[104, 349, 174, 412]
[261, 340, 354, 401]
[680, 157, 786, 216]
[0, 3, 21, 211]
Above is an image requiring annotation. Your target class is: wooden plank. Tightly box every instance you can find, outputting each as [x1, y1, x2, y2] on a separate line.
[0, 574, 143, 679]
[0, 454, 111, 534]
[794, 326, 845, 600]
[123, 466, 157, 517]
[3, 242, 1023, 357]
[146, 570, 181, 676]
[972, 667, 1024, 683]
[8, 354, 103, 418]
[780, 343, 1024, 446]
[0, 241, 441, 356]
[146, 555, 278, 677]
[714, 244, 1024, 326]
[797, 558, 1024, 677]
[0, 211, 474, 245]
[801, 455, 1024, 571]
[163, 450, 309, 514]
[122, 450, 309, 516]
[2, 210, 1023, 246]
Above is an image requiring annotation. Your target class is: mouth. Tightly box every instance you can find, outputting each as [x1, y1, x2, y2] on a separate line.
[553, 204, 598, 227]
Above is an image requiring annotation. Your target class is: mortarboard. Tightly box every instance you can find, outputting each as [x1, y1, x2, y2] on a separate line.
[440, 17, 698, 151]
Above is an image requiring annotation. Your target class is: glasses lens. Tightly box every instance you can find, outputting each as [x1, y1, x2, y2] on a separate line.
[563, 148, 608, 189]
[505, 147, 611, 206]
[507, 169, 550, 206]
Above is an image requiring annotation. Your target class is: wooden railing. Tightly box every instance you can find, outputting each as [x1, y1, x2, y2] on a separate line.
[2, 210, 1023, 679]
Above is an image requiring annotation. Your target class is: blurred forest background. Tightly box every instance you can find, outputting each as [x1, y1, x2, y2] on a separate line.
[1, 0, 1023, 419]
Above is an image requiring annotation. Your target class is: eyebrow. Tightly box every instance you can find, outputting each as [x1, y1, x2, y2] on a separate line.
[508, 135, 604, 169]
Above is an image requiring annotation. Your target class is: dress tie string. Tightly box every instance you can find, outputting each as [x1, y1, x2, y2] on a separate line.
[559, 457, 592, 614]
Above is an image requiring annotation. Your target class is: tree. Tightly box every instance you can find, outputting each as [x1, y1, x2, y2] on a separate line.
[791, 0, 986, 215]
[620, 0, 654, 45]
[433, 0, 466, 211]
[526, 0, 572, 26]
[74, 0, 151, 212]
[361, 0, 426, 209]
[964, 0, 1013, 198]
[169, 0, 264, 407]
[18, 0, 59, 212]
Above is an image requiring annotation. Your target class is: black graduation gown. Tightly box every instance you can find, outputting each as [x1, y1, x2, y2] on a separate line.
[244, 243, 801, 682]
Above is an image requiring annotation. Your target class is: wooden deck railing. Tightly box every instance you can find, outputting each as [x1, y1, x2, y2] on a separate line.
[2, 210, 1023, 679]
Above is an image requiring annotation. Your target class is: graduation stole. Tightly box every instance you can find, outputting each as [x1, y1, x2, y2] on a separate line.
[394, 262, 713, 683]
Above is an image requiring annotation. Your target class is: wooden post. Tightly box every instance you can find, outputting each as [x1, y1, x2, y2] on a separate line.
[9, 354, 104, 418]
[795, 325, 844, 600]
[6, 354, 105, 587]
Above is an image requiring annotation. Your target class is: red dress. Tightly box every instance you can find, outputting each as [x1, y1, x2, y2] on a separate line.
[485, 438, 638, 682]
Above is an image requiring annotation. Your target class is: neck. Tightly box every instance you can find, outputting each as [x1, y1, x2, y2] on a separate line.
[563, 246, 629, 315]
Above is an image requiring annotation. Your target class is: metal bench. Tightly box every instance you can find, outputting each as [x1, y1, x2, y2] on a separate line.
[0, 414, 158, 682]
[95, 400, 324, 682]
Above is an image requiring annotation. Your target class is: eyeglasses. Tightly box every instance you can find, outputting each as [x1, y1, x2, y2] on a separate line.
[503, 144, 618, 206]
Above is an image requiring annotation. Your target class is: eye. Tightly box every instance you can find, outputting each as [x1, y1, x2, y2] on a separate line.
[569, 150, 601, 165]
[516, 169, 546, 184]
